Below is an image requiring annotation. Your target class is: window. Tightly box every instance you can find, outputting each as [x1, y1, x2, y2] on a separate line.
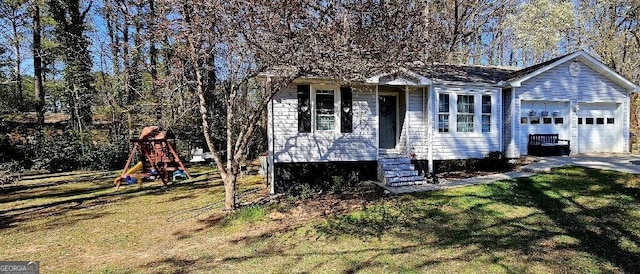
[607, 118, 615, 124]
[457, 95, 474, 132]
[315, 90, 335, 131]
[578, 118, 583, 124]
[438, 94, 450, 132]
[438, 93, 494, 133]
[521, 117, 528, 124]
[586, 118, 594, 124]
[530, 117, 540, 124]
[543, 117, 552, 124]
[298, 85, 311, 133]
[596, 118, 604, 125]
[481, 95, 491, 132]
[554, 117, 564, 124]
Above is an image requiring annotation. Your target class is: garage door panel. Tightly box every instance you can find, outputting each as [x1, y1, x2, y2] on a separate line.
[519, 100, 570, 155]
[578, 103, 620, 153]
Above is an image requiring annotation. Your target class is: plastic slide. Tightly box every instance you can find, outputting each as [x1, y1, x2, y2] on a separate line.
[114, 161, 143, 185]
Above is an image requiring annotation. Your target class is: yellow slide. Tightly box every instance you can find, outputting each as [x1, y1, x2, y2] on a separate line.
[126, 162, 144, 175]
[114, 162, 143, 186]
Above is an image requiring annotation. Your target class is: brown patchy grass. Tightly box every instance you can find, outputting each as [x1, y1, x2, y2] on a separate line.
[1, 166, 640, 273]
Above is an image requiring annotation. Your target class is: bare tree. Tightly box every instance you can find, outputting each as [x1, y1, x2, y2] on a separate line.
[152, 0, 444, 210]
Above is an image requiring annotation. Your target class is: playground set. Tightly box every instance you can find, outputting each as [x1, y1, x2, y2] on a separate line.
[115, 126, 191, 189]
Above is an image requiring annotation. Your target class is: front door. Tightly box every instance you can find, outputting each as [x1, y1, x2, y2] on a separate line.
[379, 95, 397, 149]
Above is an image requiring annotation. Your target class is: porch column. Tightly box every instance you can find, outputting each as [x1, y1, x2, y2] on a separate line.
[375, 84, 379, 160]
[428, 85, 434, 174]
[267, 77, 275, 194]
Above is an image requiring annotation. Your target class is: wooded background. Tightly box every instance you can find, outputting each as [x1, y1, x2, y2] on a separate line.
[0, 0, 638, 208]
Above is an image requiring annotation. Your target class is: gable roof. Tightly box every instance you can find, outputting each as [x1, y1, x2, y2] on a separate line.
[504, 50, 640, 92]
[282, 50, 639, 91]
[410, 63, 516, 85]
[365, 64, 517, 86]
[504, 53, 570, 81]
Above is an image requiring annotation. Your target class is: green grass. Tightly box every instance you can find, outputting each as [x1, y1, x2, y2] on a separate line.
[234, 205, 266, 223]
[1, 166, 640, 273]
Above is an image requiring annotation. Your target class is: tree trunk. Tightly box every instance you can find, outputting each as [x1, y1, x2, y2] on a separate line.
[123, 13, 132, 105]
[149, 0, 157, 81]
[11, 9, 23, 111]
[224, 174, 237, 210]
[32, 0, 44, 126]
[49, 0, 95, 131]
[186, 37, 232, 208]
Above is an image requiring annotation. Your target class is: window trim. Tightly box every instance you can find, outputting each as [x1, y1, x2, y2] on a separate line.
[311, 85, 340, 133]
[438, 93, 450, 133]
[481, 95, 491, 133]
[437, 91, 495, 135]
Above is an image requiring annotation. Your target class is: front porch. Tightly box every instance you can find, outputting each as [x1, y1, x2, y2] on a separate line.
[372, 82, 435, 187]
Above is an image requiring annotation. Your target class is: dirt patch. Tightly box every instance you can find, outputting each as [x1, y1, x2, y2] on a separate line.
[438, 157, 536, 181]
[244, 157, 540, 226]
[259, 182, 382, 226]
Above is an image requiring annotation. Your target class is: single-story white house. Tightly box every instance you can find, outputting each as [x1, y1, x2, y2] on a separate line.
[266, 51, 640, 193]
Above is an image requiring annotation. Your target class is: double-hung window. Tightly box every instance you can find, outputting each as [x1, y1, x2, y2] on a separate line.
[481, 95, 491, 132]
[438, 94, 450, 132]
[315, 90, 336, 131]
[457, 95, 474, 132]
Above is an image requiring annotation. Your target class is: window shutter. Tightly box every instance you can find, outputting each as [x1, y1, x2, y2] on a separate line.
[297, 85, 311, 133]
[340, 86, 353, 133]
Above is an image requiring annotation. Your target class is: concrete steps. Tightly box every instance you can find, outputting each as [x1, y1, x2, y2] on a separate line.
[377, 153, 425, 187]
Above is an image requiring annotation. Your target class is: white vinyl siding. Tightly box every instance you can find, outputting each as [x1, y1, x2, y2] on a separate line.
[270, 85, 377, 163]
[513, 59, 629, 155]
[502, 88, 516, 157]
[406, 88, 428, 159]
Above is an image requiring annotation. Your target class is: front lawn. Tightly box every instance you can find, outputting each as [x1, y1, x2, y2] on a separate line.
[1, 166, 639, 273]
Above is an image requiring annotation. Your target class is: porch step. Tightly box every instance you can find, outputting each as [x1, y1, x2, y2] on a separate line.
[380, 163, 415, 171]
[387, 179, 428, 187]
[384, 170, 419, 177]
[377, 153, 424, 187]
[378, 158, 411, 165]
[386, 175, 425, 183]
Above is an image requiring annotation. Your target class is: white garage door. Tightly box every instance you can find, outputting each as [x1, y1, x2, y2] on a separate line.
[577, 103, 620, 153]
[519, 100, 571, 154]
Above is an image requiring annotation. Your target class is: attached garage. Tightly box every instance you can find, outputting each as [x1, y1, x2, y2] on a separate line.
[503, 51, 639, 158]
[577, 102, 621, 153]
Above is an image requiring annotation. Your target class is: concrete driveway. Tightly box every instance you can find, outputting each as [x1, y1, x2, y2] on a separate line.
[523, 154, 640, 175]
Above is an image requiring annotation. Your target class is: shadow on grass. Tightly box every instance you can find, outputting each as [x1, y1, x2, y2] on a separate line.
[0, 183, 116, 204]
[104, 167, 640, 273]
[142, 167, 640, 272]
[0, 176, 220, 230]
[142, 256, 199, 274]
[315, 166, 640, 273]
[513, 169, 640, 272]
